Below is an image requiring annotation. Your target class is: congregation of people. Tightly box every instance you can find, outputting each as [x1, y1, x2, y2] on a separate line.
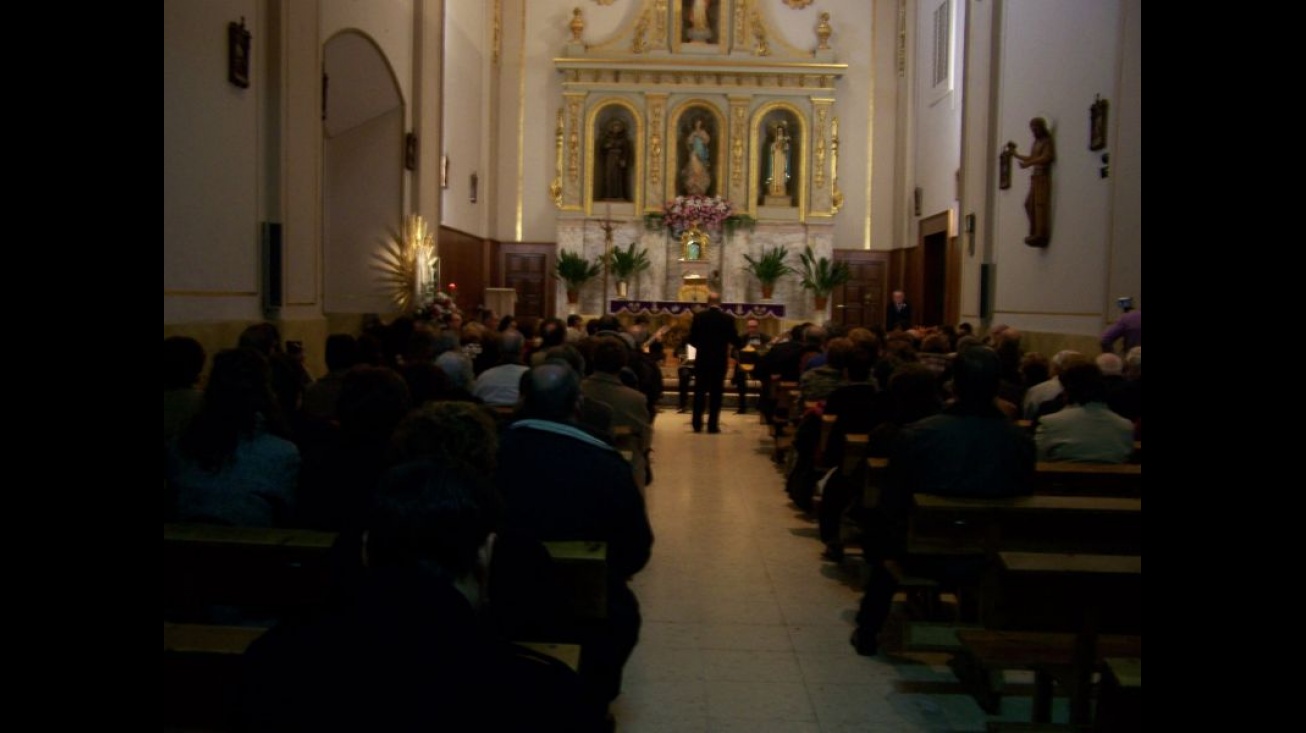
[736, 313, 1141, 656]
[164, 300, 1141, 728]
[164, 308, 667, 731]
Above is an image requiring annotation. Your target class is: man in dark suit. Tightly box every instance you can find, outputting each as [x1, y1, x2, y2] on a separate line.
[886, 289, 912, 331]
[732, 317, 772, 415]
[688, 293, 742, 433]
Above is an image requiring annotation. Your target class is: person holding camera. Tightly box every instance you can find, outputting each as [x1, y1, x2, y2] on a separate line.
[1100, 297, 1141, 354]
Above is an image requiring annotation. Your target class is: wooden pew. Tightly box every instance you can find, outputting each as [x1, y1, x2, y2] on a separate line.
[770, 381, 800, 462]
[164, 523, 338, 620]
[164, 622, 268, 731]
[540, 540, 608, 621]
[164, 622, 585, 731]
[1034, 461, 1142, 497]
[959, 551, 1142, 727]
[1093, 657, 1142, 733]
[165, 524, 610, 625]
[908, 494, 1142, 556]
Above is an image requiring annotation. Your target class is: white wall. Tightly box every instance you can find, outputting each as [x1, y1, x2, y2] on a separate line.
[442, 0, 488, 235]
[321, 0, 414, 112]
[324, 105, 405, 313]
[990, 0, 1123, 337]
[914, 0, 963, 227]
[164, 0, 266, 323]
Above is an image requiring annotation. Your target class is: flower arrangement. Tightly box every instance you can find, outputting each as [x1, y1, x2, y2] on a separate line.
[661, 194, 734, 235]
[413, 287, 462, 324]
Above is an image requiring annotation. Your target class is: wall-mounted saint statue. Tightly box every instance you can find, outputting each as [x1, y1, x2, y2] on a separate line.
[684, 0, 716, 43]
[597, 118, 633, 201]
[681, 117, 712, 196]
[765, 122, 791, 197]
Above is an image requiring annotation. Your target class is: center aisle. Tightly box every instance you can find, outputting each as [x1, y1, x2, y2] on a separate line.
[607, 408, 1007, 732]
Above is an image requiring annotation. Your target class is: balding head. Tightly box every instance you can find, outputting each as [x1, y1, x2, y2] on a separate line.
[520, 363, 581, 423]
[1095, 352, 1123, 377]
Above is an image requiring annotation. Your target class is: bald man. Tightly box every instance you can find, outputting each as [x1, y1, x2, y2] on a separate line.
[496, 363, 654, 705]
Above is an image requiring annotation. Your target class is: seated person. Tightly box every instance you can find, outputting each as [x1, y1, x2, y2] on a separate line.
[732, 318, 771, 415]
[1035, 361, 1135, 463]
[243, 459, 602, 732]
[496, 364, 654, 708]
[851, 346, 1035, 656]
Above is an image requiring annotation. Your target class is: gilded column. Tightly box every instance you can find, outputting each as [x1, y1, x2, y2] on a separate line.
[550, 108, 564, 208]
[728, 96, 750, 206]
[810, 98, 835, 215]
[563, 92, 586, 210]
[645, 93, 668, 211]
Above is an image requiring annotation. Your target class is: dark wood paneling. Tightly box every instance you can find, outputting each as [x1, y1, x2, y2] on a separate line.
[438, 226, 490, 316]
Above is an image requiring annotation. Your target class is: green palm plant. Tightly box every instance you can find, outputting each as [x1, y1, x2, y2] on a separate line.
[741, 245, 795, 299]
[606, 242, 651, 299]
[798, 246, 851, 309]
[555, 249, 602, 303]
[607, 242, 652, 281]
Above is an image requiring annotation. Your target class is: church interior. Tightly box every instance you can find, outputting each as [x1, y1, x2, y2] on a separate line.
[165, 1, 1142, 730]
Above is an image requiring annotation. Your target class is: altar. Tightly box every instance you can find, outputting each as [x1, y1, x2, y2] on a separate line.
[609, 300, 785, 320]
[608, 299, 785, 338]
[550, 3, 847, 324]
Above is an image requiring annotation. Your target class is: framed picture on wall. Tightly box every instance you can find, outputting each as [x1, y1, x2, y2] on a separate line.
[1089, 96, 1109, 151]
[228, 18, 251, 89]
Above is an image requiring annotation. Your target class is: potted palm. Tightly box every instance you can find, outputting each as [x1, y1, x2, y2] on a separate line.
[798, 245, 851, 311]
[606, 242, 651, 299]
[741, 245, 795, 300]
[555, 249, 602, 305]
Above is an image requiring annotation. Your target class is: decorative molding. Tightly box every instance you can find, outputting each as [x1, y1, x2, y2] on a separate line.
[654, 0, 668, 49]
[897, 0, 907, 77]
[814, 106, 827, 189]
[567, 97, 583, 184]
[492, 0, 502, 65]
[730, 103, 747, 189]
[551, 108, 565, 208]
[815, 12, 832, 51]
[631, 10, 650, 53]
[751, 6, 770, 56]
[783, 0, 815, 8]
[831, 116, 843, 213]
[648, 95, 666, 190]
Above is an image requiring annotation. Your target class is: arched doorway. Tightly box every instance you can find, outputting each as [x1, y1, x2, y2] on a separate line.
[322, 31, 404, 314]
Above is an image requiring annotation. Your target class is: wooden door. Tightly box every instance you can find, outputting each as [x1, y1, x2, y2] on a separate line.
[497, 243, 555, 322]
[831, 250, 890, 330]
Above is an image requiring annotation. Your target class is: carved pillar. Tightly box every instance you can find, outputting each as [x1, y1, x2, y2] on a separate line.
[644, 92, 668, 212]
[562, 92, 587, 210]
[727, 96, 751, 207]
[809, 97, 835, 215]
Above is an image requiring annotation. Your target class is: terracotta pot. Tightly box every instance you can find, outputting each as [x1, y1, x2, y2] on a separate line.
[566, 289, 579, 305]
[814, 294, 829, 311]
[761, 283, 775, 300]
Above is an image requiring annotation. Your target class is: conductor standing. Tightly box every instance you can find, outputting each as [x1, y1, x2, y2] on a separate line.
[688, 293, 742, 433]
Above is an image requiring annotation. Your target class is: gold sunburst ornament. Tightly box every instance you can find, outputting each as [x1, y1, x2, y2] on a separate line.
[377, 214, 439, 314]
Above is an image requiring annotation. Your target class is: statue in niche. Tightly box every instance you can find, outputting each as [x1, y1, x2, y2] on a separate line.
[681, 117, 712, 196]
[684, 0, 715, 43]
[765, 122, 791, 197]
[598, 118, 633, 201]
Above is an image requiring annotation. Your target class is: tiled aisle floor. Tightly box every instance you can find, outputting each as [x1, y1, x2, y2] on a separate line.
[608, 409, 1037, 733]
